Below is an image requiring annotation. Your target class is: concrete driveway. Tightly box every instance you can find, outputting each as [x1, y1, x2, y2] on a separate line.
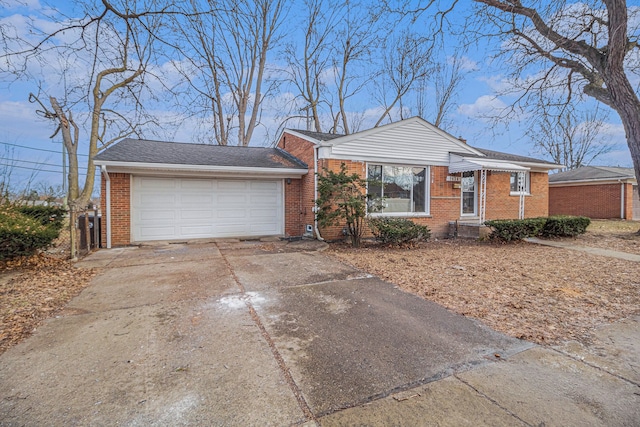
[0, 240, 638, 426]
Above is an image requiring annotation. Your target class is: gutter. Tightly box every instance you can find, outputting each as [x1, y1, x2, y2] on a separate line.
[100, 165, 112, 249]
[313, 146, 324, 241]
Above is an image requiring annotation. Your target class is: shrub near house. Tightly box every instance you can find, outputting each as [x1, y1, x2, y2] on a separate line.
[0, 205, 66, 260]
[485, 216, 590, 242]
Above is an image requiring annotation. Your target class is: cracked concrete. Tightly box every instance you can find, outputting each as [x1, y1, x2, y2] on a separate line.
[1, 239, 638, 426]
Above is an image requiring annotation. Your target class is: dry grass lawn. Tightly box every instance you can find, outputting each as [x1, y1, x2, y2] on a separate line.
[329, 220, 640, 345]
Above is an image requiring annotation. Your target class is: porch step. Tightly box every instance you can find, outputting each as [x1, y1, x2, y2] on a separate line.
[448, 221, 491, 239]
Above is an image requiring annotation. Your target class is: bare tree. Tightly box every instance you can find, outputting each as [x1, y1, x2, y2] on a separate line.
[172, 0, 287, 146]
[528, 104, 611, 170]
[329, 1, 382, 134]
[468, 1, 640, 196]
[2, 0, 168, 257]
[373, 32, 434, 127]
[282, 0, 338, 133]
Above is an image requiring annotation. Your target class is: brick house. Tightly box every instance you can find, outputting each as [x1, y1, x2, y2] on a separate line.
[549, 166, 639, 220]
[94, 117, 559, 247]
[278, 117, 559, 240]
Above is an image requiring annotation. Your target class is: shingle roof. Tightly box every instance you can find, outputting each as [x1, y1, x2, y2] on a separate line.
[470, 147, 558, 165]
[289, 129, 345, 142]
[549, 166, 635, 182]
[94, 138, 308, 169]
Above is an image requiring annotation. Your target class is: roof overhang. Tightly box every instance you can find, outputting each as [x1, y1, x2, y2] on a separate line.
[448, 156, 529, 174]
[549, 177, 637, 186]
[93, 160, 308, 179]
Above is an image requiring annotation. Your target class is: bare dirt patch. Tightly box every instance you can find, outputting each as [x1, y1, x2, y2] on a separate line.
[0, 254, 97, 355]
[328, 237, 640, 345]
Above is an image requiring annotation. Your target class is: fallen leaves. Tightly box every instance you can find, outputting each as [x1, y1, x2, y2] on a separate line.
[0, 253, 96, 355]
[329, 235, 640, 346]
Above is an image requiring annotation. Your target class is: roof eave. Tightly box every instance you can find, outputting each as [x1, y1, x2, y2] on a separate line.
[94, 160, 308, 178]
[549, 177, 637, 185]
[281, 129, 321, 145]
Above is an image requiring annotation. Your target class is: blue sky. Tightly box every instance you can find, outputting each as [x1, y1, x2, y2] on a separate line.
[0, 0, 635, 196]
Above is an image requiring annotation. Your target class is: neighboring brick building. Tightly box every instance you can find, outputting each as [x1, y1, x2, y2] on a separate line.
[549, 166, 639, 220]
[94, 117, 559, 247]
[277, 117, 559, 240]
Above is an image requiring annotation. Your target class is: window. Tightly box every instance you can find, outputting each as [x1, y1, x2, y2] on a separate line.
[510, 172, 530, 194]
[367, 165, 429, 214]
[461, 171, 476, 215]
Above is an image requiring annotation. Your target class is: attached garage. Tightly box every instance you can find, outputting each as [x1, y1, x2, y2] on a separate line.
[132, 177, 283, 241]
[94, 139, 308, 246]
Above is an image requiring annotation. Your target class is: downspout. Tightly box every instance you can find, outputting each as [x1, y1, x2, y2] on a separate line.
[100, 165, 112, 248]
[313, 146, 324, 241]
[619, 180, 625, 219]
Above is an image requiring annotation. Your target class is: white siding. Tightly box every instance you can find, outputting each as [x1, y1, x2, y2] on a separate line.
[325, 119, 479, 165]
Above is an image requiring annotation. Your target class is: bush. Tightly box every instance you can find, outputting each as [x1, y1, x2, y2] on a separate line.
[484, 218, 547, 242]
[541, 215, 590, 237]
[16, 205, 67, 231]
[485, 216, 591, 242]
[0, 206, 61, 260]
[369, 217, 430, 245]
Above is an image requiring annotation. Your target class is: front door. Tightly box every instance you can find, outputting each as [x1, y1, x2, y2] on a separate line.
[461, 171, 476, 216]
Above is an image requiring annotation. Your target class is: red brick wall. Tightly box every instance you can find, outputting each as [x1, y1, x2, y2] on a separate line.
[549, 182, 632, 219]
[100, 172, 131, 246]
[485, 171, 549, 220]
[277, 133, 317, 237]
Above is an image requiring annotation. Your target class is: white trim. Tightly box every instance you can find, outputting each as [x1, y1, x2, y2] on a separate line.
[449, 155, 530, 173]
[621, 182, 625, 219]
[460, 171, 477, 217]
[549, 177, 636, 186]
[366, 163, 431, 216]
[129, 174, 133, 244]
[92, 160, 307, 178]
[313, 146, 324, 241]
[100, 165, 112, 249]
[279, 129, 321, 145]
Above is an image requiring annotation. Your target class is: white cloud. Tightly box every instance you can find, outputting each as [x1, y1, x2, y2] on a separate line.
[457, 95, 507, 119]
[1, 0, 41, 10]
[450, 55, 478, 72]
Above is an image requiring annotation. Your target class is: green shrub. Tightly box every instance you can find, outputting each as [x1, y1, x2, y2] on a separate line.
[369, 217, 431, 245]
[541, 215, 590, 237]
[484, 218, 547, 242]
[16, 205, 67, 231]
[485, 216, 591, 241]
[0, 206, 60, 260]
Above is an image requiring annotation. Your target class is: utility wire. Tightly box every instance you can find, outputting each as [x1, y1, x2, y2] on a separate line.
[0, 141, 90, 157]
[0, 162, 100, 174]
[0, 157, 89, 171]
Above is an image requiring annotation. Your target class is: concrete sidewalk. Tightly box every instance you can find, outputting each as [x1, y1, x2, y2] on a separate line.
[0, 240, 638, 426]
[526, 237, 640, 262]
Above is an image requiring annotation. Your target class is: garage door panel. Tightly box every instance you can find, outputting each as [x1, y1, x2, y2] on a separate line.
[141, 210, 177, 221]
[218, 181, 248, 191]
[137, 177, 177, 189]
[139, 226, 178, 239]
[251, 195, 278, 205]
[250, 208, 278, 218]
[180, 210, 213, 220]
[132, 177, 283, 242]
[217, 194, 248, 205]
[218, 209, 247, 219]
[180, 179, 215, 190]
[251, 180, 279, 191]
[180, 225, 215, 236]
[139, 193, 177, 205]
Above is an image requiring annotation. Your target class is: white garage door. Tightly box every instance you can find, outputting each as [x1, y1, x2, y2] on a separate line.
[132, 176, 283, 242]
